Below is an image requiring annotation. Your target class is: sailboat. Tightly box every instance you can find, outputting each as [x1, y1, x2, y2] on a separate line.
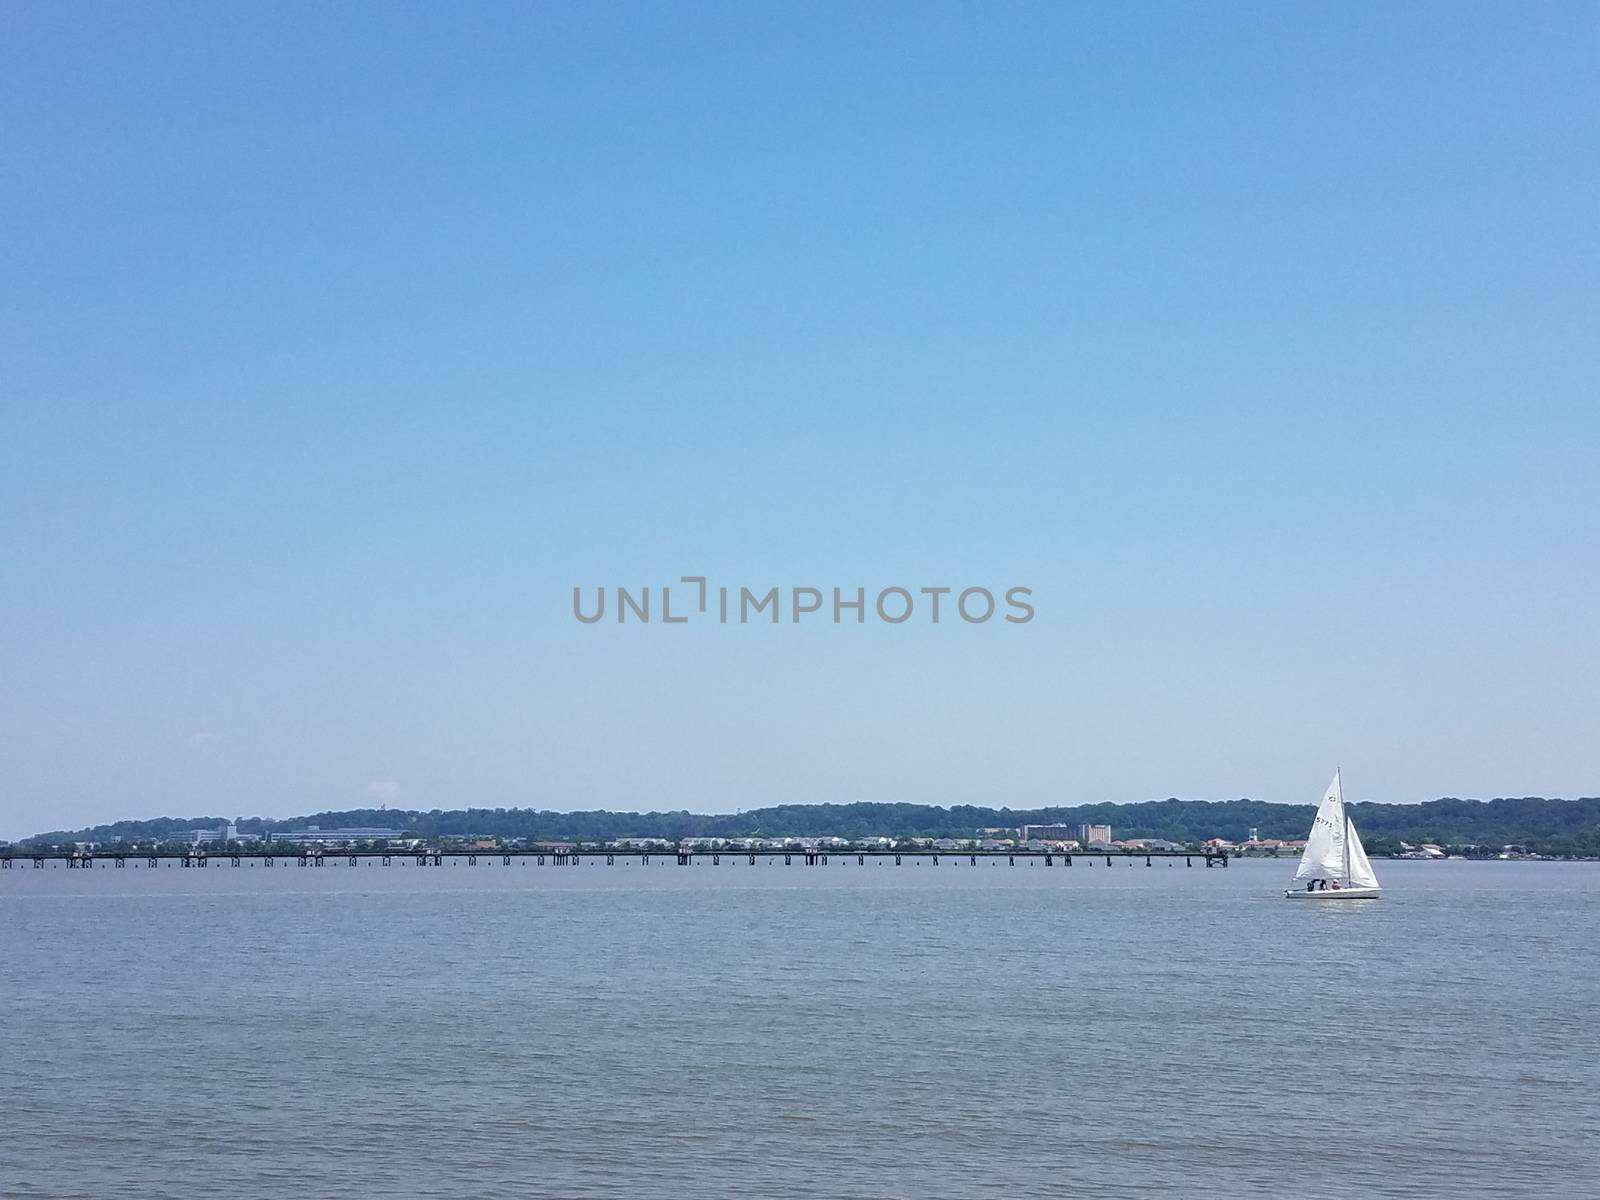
[1285, 770, 1381, 900]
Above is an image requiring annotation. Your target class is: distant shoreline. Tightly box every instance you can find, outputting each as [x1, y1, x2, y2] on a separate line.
[14, 795, 1600, 860]
[5, 846, 1597, 868]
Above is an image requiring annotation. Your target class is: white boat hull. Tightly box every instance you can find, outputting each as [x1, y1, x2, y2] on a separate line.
[1285, 887, 1381, 900]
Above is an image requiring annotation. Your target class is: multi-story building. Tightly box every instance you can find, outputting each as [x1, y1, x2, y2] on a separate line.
[164, 822, 259, 845]
[1019, 824, 1078, 842]
[1078, 823, 1112, 845]
[269, 826, 406, 845]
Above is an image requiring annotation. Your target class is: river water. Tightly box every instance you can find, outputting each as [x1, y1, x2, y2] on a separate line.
[2, 855, 1596, 1198]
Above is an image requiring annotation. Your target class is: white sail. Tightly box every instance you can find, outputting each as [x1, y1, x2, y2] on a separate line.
[1345, 815, 1380, 889]
[1292, 773, 1348, 883]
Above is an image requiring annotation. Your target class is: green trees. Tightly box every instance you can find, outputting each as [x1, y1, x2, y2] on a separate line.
[23, 795, 1600, 854]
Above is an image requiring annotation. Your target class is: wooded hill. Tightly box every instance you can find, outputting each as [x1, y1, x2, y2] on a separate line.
[21, 795, 1600, 854]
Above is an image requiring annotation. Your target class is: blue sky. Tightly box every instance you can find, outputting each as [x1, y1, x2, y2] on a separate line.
[2, 2, 1596, 837]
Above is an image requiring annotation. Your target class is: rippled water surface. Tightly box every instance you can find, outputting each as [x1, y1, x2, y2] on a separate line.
[3, 856, 1597, 1198]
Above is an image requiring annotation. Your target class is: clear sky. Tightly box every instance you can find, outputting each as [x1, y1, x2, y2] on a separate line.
[3, 3, 1597, 838]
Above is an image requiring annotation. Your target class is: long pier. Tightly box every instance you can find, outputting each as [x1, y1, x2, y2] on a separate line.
[1, 849, 1231, 869]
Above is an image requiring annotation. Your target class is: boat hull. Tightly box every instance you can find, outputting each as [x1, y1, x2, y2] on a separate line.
[1285, 887, 1381, 900]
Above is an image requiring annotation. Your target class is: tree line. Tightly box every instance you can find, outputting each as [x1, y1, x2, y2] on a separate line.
[16, 795, 1600, 855]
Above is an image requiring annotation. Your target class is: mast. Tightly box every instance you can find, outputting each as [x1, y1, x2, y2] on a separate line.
[1339, 766, 1350, 885]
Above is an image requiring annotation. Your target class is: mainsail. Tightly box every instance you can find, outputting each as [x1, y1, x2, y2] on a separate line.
[1293, 773, 1348, 883]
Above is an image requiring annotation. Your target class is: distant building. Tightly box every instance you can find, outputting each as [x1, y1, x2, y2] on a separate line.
[171, 827, 223, 845]
[1078, 824, 1112, 845]
[1019, 824, 1079, 842]
[164, 823, 258, 845]
[270, 826, 405, 845]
